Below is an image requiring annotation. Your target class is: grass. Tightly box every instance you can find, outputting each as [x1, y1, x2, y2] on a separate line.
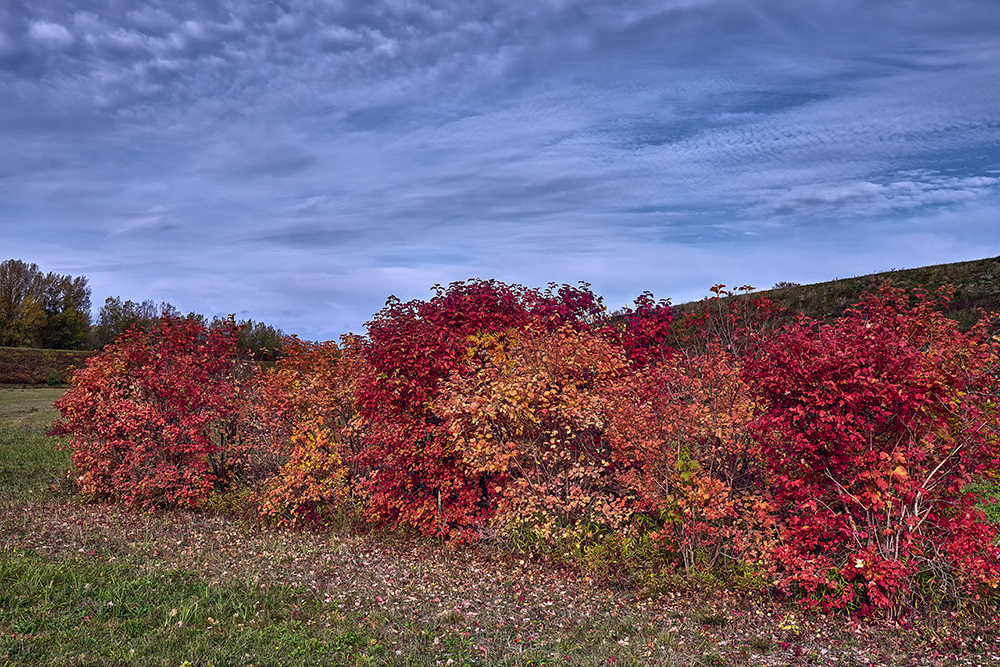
[2, 388, 999, 666]
[0, 386, 73, 502]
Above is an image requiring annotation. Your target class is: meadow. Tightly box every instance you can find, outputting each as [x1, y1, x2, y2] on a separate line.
[1, 387, 998, 666]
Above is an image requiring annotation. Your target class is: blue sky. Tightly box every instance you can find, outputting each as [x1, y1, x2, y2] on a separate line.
[3, 0, 999, 341]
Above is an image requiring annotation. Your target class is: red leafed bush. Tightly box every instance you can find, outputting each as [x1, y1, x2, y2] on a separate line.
[50, 316, 286, 509]
[603, 291, 675, 367]
[670, 284, 783, 358]
[746, 286, 1000, 614]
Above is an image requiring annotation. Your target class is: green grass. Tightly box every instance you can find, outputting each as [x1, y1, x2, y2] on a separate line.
[966, 480, 1000, 527]
[0, 387, 72, 502]
[0, 551, 380, 667]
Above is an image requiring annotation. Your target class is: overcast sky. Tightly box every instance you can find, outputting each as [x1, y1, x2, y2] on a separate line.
[3, 0, 999, 340]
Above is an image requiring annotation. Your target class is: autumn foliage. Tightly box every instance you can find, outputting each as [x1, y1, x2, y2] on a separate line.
[436, 324, 632, 545]
[50, 316, 287, 509]
[51, 280, 1000, 616]
[748, 286, 1000, 613]
[350, 280, 606, 540]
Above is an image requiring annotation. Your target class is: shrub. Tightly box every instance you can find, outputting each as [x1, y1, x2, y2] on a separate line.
[605, 344, 775, 576]
[746, 286, 1000, 614]
[257, 336, 363, 527]
[351, 279, 605, 540]
[49, 316, 287, 509]
[436, 325, 631, 547]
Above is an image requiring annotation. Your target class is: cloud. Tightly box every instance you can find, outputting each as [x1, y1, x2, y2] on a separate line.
[28, 21, 73, 48]
[756, 174, 1000, 218]
[2, 0, 1000, 338]
[112, 205, 178, 236]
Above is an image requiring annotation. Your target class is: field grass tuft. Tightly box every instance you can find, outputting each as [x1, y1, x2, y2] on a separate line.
[0, 387, 73, 503]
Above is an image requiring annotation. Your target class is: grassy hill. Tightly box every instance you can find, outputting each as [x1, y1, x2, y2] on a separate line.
[0, 347, 95, 385]
[677, 255, 1000, 329]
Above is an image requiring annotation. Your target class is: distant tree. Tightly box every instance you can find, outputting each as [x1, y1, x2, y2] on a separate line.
[214, 317, 285, 361]
[0, 259, 92, 349]
[91, 296, 180, 349]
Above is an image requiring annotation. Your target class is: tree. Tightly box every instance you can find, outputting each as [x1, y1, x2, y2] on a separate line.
[0, 259, 92, 349]
[212, 316, 285, 361]
[90, 296, 179, 349]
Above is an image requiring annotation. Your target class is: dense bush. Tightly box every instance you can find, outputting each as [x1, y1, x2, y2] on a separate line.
[350, 279, 607, 540]
[52, 280, 1000, 617]
[257, 335, 360, 526]
[436, 324, 631, 546]
[747, 286, 1000, 614]
[50, 316, 288, 509]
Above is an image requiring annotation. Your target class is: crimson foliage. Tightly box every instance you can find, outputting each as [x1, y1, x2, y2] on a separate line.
[353, 279, 606, 538]
[604, 291, 675, 366]
[50, 316, 283, 509]
[747, 287, 1000, 613]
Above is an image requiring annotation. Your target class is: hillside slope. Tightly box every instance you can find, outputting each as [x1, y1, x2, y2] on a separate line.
[678, 255, 1000, 329]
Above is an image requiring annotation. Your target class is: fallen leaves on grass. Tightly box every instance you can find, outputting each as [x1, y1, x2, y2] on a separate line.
[2, 500, 998, 666]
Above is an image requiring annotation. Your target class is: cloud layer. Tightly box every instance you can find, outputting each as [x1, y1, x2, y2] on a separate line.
[3, 0, 999, 338]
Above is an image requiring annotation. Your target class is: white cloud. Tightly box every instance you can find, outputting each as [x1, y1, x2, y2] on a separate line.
[29, 21, 73, 48]
[755, 174, 1000, 218]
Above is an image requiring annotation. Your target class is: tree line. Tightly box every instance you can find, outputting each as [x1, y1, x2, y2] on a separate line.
[1, 259, 284, 358]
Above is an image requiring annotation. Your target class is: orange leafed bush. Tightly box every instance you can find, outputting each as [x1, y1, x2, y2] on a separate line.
[606, 345, 775, 573]
[257, 335, 365, 527]
[436, 325, 632, 544]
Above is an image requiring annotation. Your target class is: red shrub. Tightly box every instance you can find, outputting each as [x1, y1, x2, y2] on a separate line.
[746, 286, 1000, 613]
[606, 345, 775, 573]
[353, 279, 605, 539]
[50, 316, 286, 509]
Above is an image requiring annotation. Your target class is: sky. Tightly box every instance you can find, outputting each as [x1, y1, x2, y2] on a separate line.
[3, 0, 1000, 341]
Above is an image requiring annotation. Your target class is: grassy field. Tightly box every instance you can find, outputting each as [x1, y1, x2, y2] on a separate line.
[1, 388, 998, 666]
[0, 387, 73, 502]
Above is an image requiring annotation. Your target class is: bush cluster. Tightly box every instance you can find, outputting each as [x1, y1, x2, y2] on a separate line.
[50, 280, 1000, 617]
